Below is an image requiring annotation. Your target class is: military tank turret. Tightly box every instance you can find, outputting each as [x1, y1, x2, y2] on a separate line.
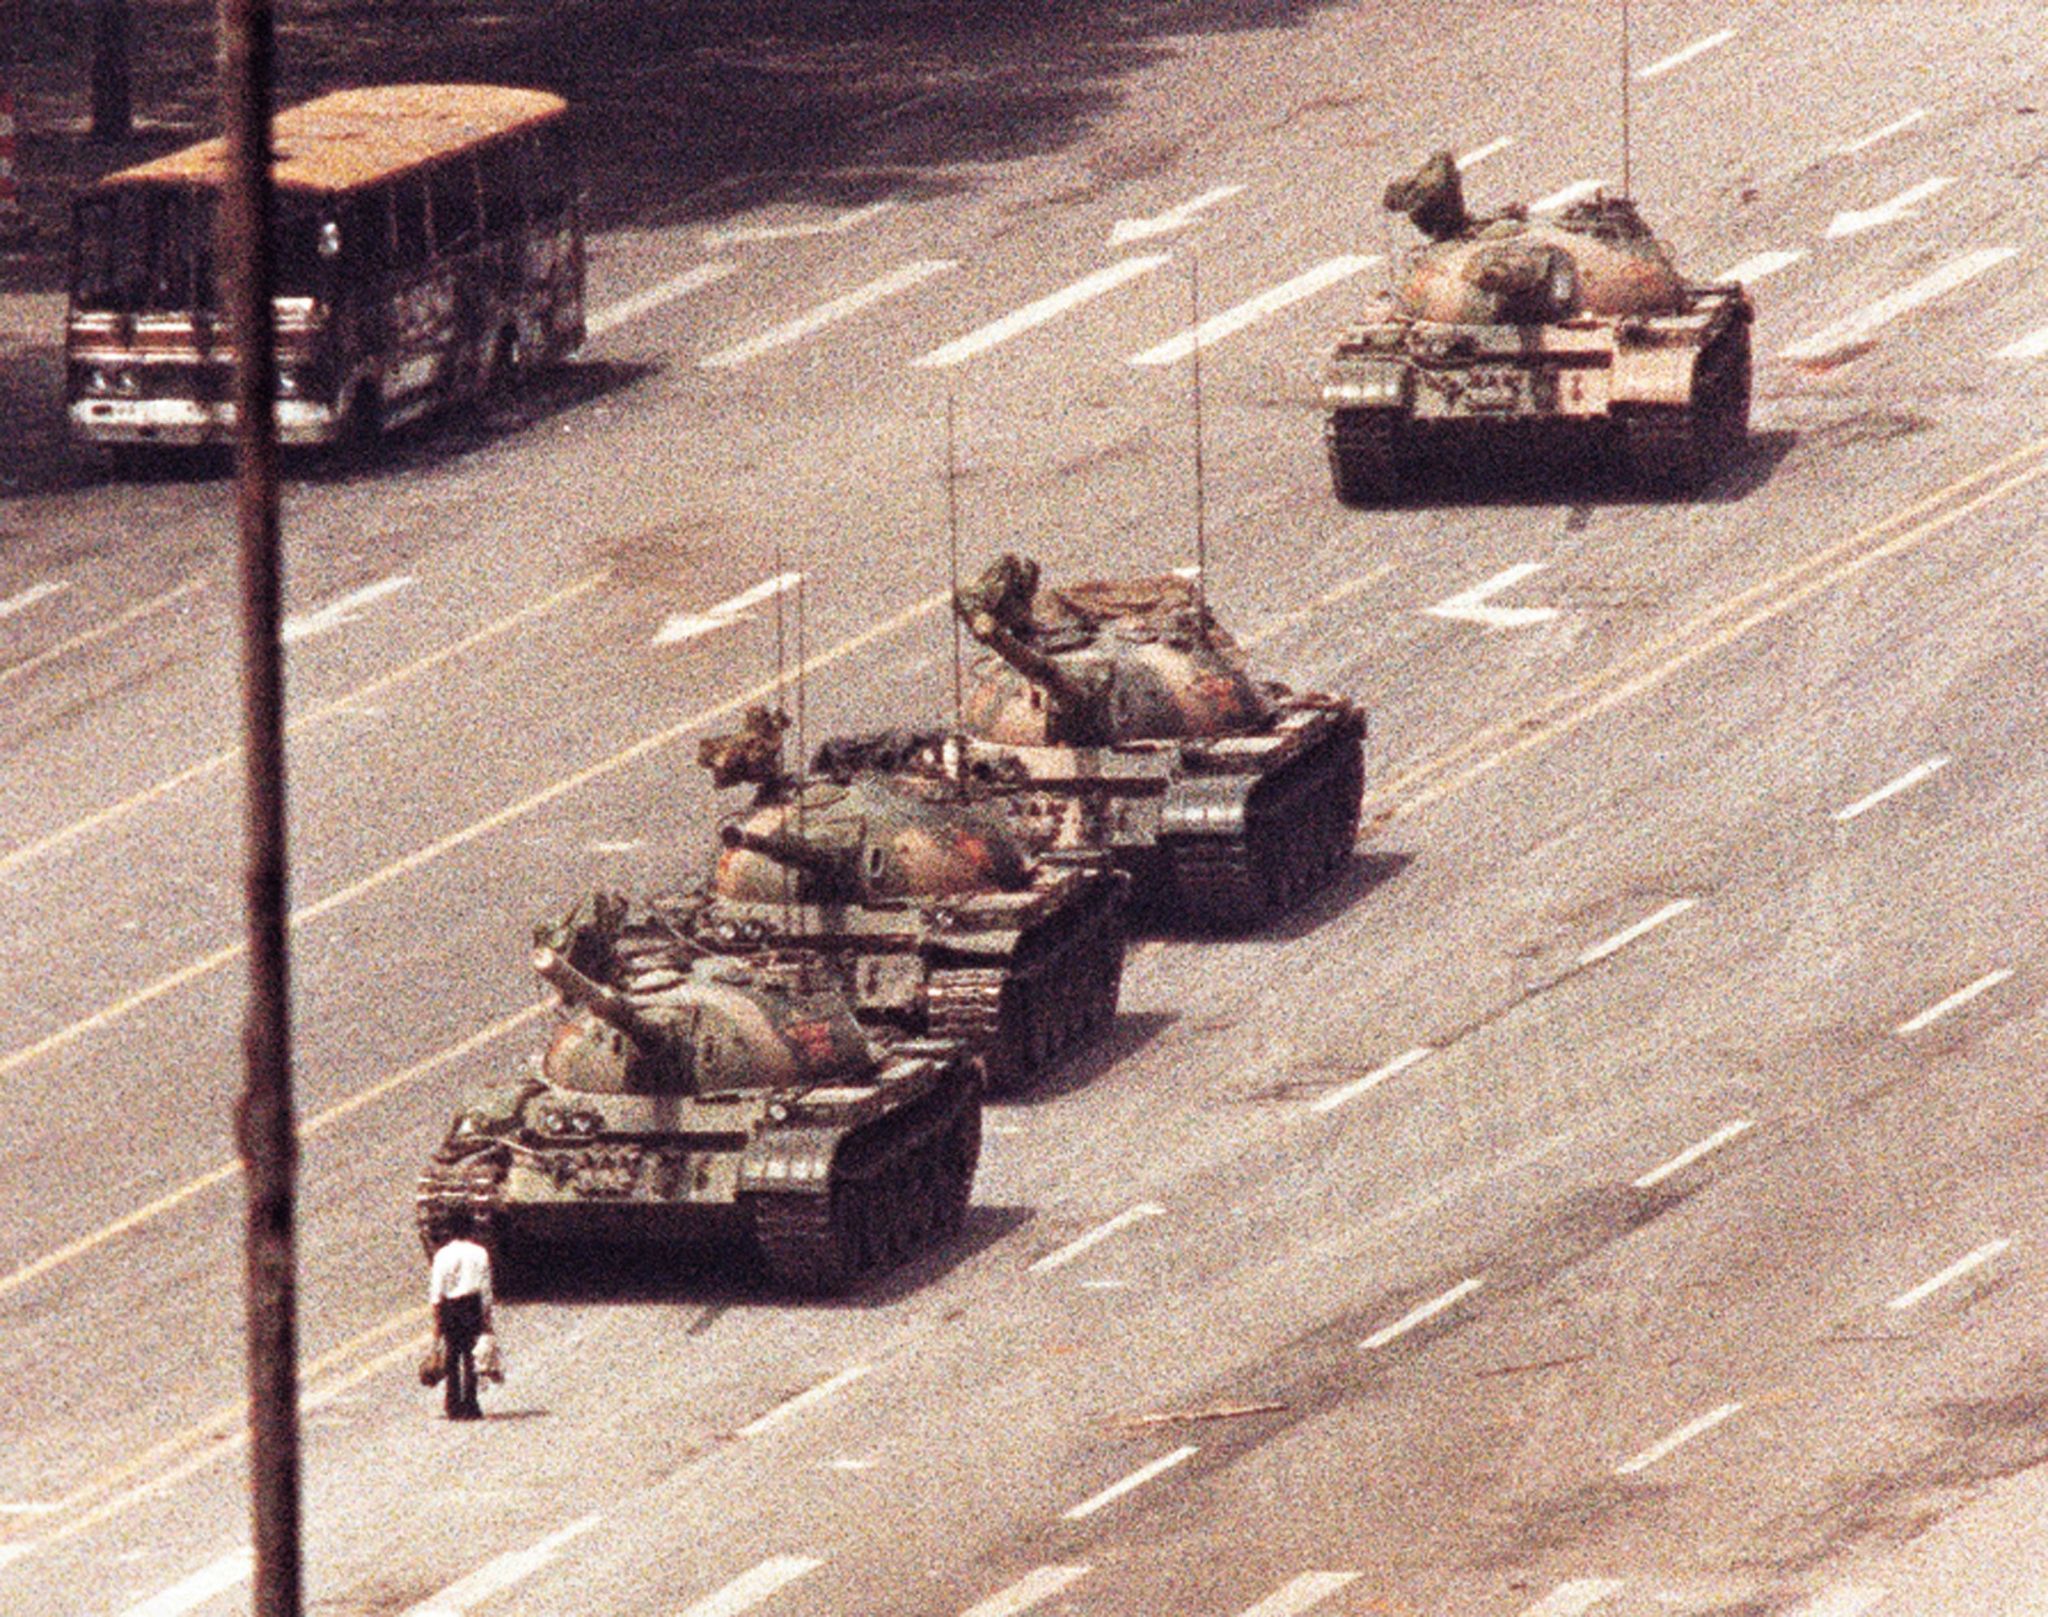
[825, 555, 1365, 930]
[1320, 150, 1752, 502]
[415, 937, 982, 1293]
[653, 706, 1126, 1091]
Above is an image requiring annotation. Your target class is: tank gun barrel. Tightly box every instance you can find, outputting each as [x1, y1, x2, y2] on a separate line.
[532, 945, 666, 1050]
[718, 821, 849, 883]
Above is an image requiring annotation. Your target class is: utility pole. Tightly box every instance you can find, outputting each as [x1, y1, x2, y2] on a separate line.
[90, 0, 133, 142]
[218, 0, 302, 1611]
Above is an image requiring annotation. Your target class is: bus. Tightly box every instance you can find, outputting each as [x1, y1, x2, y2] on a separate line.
[66, 83, 584, 452]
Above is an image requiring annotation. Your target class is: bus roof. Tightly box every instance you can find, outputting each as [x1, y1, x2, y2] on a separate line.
[93, 84, 567, 195]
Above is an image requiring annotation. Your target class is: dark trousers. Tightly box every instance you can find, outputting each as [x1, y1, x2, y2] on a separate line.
[436, 1294, 485, 1419]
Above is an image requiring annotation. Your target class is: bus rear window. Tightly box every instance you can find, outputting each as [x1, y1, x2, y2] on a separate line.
[72, 186, 217, 313]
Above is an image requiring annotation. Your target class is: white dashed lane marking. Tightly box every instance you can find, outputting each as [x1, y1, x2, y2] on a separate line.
[402, 1517, 600, 1617]
[1827, 176, 1955, 239]
[1896, 968, 2012, 1036]
[1232, 1571, 1362, 1616]
[1781, 248, 2019, 363]
[736, 1364, 871, 1437]
[958, 1565, 1092, 1617]
[1061, 1445, 1198, 1520]
[913, 256, 1172, 368]
[1637, 27, 1736, 79]
[1833, 755, 1948, 821]
[677, 1555, 824, 1617]
[1577, 898, 1695, 967]
[1888, 1238, 2011, 1310]
[1715, 249, 1807, 285]
[1517, 1580, 1625, 1617]
[1310, 1045, 1432, 1114]
[1531, 178, 1605, 213]
[1129, 255, 1378, 366]
[1999, 326, 2048, 360]
[654, 571, 804, 646]
[280, 575, 415, 645]
[0, 579, 68, 623]
[1111, 183, 1243, 245]
[586, 261, 740, 337]
[701, 259, 957, 369]
[1359, 1277, 1483, 1350]
[118, 1550, 252, 1617]
[1615, 1401, 1744, 1476]
[1633, 1119, 1754, 1190]
[1838, 107, 1926, 155]
[1782, 1586, 1889, 1617]
[1030, 1204, 1165, 1273]
[701, 199, 897, 249]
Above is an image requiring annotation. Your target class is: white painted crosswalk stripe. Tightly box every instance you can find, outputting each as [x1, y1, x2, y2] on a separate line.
[1359, 1276, 1482, 1350]
[402, 1516, 600, 1616]
[119, 1550, 253, 1617]
[1998, 326, 2048, 360]
[958, 1565, 1092, 1617]
[1896, 968, 2012, 1036]
[1615, 1400, 1744, 1475]
[587, 261, 740, 337]
[1517, 1579, 1624, 1617]
[1129, 256, 1379, 366]
[1714, 249, 1807, 286]
[701, 260, 956, 369]
[913, 256, 1172, 368]
[1781, 248, 2019, 363]
[677, 1555, 823, 1617]
[1232, 1570, 1361, 1616]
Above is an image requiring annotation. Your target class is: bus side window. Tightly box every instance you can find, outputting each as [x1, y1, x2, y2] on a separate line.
[348, 190, 393, 279]
[392, 175, 430, 273]
[518, 126, 572, 226]
[428, 158, 481, 256]
[478, 141, 522, 235]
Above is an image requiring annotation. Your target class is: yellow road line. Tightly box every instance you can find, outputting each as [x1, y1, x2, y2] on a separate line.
[0, 570, 609, 880]
[0, 590, 946, 1083]
[1382, 454, 2048, 824]
[1363, 435, 2048, 819]
[0, 1003, 545, 1305]
[0, 576, 209, 692]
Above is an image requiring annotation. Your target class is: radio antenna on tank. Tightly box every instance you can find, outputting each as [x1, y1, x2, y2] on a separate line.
[1188, 251, 1208, 619]
[945, 391, 964, 731]
[1620, 0, 1634, 198]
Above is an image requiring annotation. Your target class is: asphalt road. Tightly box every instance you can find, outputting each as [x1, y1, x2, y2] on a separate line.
[3, 2, 2048, 1613]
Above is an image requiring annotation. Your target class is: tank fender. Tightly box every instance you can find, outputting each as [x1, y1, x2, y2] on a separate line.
[1160, 774, 1254, 839]
[738, 1124, 841, 1197]
[1609, 340, 1697, 407]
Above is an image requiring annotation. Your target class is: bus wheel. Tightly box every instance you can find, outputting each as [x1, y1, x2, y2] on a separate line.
[336, 383, 382, 465]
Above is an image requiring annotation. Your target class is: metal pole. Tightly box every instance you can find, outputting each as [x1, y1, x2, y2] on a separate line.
[1188, 253, 1207, 618]
[1620, 0, 1633, 198]
[944, 392, 962, 731]
[219, 0, 302, 1613]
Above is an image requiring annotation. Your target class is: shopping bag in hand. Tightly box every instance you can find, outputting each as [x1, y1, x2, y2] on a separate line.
[475, 1332, 505, 1384]
[417, 1334, 447, 1387]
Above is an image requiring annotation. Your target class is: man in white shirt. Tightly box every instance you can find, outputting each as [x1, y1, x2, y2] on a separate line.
[427, 1211, 495, 1420]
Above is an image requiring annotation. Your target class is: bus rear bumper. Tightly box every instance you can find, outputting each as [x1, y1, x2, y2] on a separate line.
[69, 398, 342, 448]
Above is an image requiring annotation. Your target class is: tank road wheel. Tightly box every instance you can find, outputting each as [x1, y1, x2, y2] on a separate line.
[1327, 409, 1404, 506]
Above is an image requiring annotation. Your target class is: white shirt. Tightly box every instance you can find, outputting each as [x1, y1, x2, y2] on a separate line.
[429, 1238, 494, 1311]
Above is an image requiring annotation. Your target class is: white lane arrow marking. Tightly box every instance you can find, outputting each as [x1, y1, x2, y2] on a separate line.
[1531, 178, 1605, 214]
[280, 575, 415, 644]
[1110, 184, 1244, 245]
[0, 579, 69, 623]
[1423, 562, 1558, 630]
[1781, 248, 2018, 363]
[1838, 107, 1926, 155]
[654, 570, 803, 645]
[1129, 254, 1378, 366]
[120, 1551, 254, 1617]
[1826, 176, 1955, 238]
[701, 198, 898, 248]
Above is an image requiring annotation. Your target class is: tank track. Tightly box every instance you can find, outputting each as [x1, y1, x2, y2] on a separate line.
[1327, 409, 1403, 506]
[1621, 321, 1751, 494]
[747, 1067, 982, 1294]
[1169, 726, 1365, 931]
[927, 887, 1125, 1092]
[414, 1147, 512, 1261]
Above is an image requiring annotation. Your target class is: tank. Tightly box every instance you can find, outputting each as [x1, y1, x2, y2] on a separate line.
[823, 555, 1365, 930]
[1320, 150, 1753, 502]
[656, 706, 1127, 1092]
[414, 937, 983, 1293]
